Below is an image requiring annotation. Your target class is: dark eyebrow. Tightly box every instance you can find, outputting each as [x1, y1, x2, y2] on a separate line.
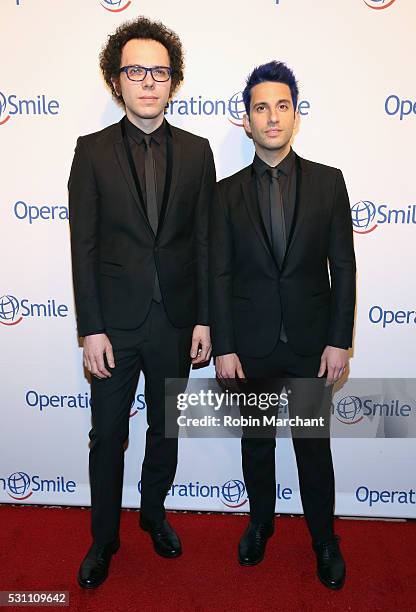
[253, 98, 292, 108]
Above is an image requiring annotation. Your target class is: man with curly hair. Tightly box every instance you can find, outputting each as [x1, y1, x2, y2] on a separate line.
[69, 17, 215, 588]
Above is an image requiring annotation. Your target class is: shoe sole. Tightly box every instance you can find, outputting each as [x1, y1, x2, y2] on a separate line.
[78, 574, 108, 590]
[153, 547, 182, 559]
[238, 554, 264, 567]
[317, 573, 346, 590]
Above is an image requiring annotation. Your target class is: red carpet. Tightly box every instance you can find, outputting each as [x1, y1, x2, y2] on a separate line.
[0, 506, 414, 611]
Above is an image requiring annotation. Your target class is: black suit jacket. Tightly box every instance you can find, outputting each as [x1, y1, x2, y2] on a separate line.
[68, 118, 215, 337]
[210, 154, 356, 358]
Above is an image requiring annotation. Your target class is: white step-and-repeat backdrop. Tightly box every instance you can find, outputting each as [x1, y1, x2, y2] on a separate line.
[1, 0, 415, 518]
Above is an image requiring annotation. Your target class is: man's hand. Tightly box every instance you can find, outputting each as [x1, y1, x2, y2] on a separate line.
[190, 325, 212, 364]
[215, 353, 246, 379]
[318, 345, 349, 385]
[83, 333, 115, 379]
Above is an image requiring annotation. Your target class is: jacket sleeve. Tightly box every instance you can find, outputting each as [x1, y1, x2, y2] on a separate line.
[327, 169, 356, 349]
[68, 136, 104, 337]
[195, 139, 216, 326]
[209, 183, 236, 356]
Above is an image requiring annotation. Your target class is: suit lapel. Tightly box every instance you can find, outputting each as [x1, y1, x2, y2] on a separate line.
[114, 119, 153, 235]
[157, 122, 177, 236]
[241, 156, 311, 271]
[283, 155, 310, 263]
[114, 117, 179, 238]
[241, 169, 279, 268]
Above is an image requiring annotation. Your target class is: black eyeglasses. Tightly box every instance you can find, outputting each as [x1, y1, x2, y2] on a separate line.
[118, 65, 173, 82]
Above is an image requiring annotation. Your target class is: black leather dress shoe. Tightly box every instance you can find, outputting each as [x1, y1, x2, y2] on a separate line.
[140, 516, 182, 558]
[313, 535, 346, 590]
[238, 521, 274, 566]
[77, 537, 120, 589]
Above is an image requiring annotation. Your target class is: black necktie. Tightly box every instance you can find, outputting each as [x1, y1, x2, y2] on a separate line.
[268, 167, 288, 342]
[144, 135, 162, 302]
[268, 167, 286, 268]
[144, 135, 158, 234]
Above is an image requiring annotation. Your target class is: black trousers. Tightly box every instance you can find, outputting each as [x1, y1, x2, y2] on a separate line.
[239, 340, 335, 545]
[89, 301, 192, 545]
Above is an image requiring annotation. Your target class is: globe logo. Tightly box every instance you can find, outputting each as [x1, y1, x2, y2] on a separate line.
[0, 91, 10, 125]
[336, 396, 363, 424]
[129, 396, 145, 418]
[350, 200, 377, 234]
[0, 92, 6, 116]
[130, 399, 138, 418]
[0, 294, 22, 326]
[99, 0, 131, 11]
[364, 0, 397, 9]
[221, 479, 248, 507]
[7, 472, 33, 499]
[228, 92, 246, 127]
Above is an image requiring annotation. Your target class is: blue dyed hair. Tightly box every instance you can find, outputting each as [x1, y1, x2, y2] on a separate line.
[242, 61, 299, 115]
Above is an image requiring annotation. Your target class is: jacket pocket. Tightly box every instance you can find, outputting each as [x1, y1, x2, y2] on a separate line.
[99, 261, 123, 278]
[232, 295, 252, 310]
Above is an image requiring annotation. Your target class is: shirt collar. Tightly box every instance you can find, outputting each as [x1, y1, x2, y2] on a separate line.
[253, 147, 295, 178]
[125, 116, 168, 146]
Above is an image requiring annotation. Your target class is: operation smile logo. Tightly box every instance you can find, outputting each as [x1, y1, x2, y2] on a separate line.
[13, 200, 68, 224]
[99, 0, 132, 11]
[0, 294, 68, 326]
[363, 0, 397, 9]
[0, 90, 60, 126]
[335, 396, 364, 424]
[0, 92, 9, 125]
[226, 91, 311, 127]
[138, 478, 249, 507]
[351, 200, 416, 234]
[166, 91, 311, 126]
[1, 472, 76, 500]
[228, 92, 246, 127]
[5, 472, 33, 500]
[16, 0, 132, 6]
[24, 388, 146, 414]
[0, 296, 22, 325]
[356, 485, 415, 507]
[221, 479, 248, 508]
[351, 200, 377, 234]
[334, 395, 412, 425]
[165, 91, 248, 127]
[129, 393, 146, 417]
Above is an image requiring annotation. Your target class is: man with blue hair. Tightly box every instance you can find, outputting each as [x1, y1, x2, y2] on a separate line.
[210, 61, 356, 589]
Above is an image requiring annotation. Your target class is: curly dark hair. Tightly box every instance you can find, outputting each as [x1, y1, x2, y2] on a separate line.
[99, 16, 185, 106]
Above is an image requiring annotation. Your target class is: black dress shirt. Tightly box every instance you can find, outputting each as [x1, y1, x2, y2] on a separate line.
[253, 147, 297, 247]
[125, 116, 169, 215]
[253, 148, 297, 342]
